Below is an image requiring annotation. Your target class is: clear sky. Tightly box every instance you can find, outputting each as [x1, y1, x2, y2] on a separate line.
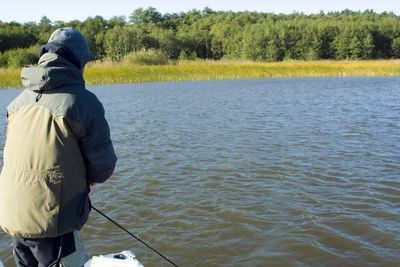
[2, 0, 400, 23]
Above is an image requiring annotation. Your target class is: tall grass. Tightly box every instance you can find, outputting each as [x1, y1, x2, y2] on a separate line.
[0, 68, 20, 88]
[84, 60, 400, 86]
[1, 60, 399, 89]
[123, 49, 170, 65]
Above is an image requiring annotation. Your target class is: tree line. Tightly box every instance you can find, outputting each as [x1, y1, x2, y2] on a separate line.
[1, 8, 400, 67]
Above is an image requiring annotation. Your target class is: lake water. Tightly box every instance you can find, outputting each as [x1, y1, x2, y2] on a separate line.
[0, 77, 399, 266]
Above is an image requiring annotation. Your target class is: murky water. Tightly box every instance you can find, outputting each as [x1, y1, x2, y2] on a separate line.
[1, 77, 399, 266]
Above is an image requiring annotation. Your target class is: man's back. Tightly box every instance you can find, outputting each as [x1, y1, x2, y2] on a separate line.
[0, 28, 117, 267]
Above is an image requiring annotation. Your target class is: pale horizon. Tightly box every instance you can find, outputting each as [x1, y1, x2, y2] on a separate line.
[2, 0, 400, 23]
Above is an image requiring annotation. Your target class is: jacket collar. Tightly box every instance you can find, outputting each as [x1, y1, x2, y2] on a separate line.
[21, 53, 85, 92]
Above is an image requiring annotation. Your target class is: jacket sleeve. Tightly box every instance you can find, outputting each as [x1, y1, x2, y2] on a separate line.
[78, 96, 117, 183]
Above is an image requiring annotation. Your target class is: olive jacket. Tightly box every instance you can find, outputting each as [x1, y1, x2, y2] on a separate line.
[0, 52, 117, 238]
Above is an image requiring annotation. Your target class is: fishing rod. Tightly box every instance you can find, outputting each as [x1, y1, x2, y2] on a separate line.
[91, 205, 179, 267]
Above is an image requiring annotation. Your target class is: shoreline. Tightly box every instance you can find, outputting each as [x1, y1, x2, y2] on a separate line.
[1, 60, 399, 89]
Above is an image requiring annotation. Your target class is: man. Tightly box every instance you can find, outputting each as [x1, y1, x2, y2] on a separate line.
[0, 28, 117, 266]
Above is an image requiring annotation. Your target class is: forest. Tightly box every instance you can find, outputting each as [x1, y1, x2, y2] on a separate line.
[1, 8, 400, 68]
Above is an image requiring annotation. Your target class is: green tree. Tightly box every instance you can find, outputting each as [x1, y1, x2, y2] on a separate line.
[78, 16, 108, 59]
[108, 16, 127, 28]
[349, 35, 363, 59]
[40, 16, 52, 25]
[2, 8, 400, 64]
[153, 28, 181, 59]
[104, 26, 137, 61]
[0, 25, 37, 52]
[392, 37, 400, 58]
[241, 24, 266, 61]
[129, 7, 163, 26]
[37, 16, 54, 44]
[265, 30, 283, 61]
[362, 33, 374, 59]
[333, 27, 352, 59]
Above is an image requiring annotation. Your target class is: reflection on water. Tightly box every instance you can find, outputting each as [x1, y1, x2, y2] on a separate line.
[0, 77, 399, 266]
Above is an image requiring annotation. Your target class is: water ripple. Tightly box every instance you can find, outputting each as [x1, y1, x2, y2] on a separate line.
[1, 78, 399, 266]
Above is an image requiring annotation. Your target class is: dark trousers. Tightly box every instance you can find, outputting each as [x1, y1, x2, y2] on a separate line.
[12, 232, 76, 267]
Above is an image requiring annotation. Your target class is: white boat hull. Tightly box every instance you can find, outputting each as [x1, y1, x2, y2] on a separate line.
[84, 250, 144, 267]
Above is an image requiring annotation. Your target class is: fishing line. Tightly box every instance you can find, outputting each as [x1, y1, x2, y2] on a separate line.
[91, 205, 179, 267]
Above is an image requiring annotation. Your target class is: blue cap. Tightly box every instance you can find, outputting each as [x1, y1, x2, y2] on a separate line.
[48, 27, 94, 68]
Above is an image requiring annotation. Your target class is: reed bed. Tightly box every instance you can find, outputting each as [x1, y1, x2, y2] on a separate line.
[0, 68, 21, 88]
[1, 60, 399, 88]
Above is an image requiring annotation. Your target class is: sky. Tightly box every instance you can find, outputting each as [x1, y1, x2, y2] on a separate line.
[2, 0, 400, 23]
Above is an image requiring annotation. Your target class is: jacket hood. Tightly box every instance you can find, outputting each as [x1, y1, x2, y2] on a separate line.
[21, 52, 85, 92]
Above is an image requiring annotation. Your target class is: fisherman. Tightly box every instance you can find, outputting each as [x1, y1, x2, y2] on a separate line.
[0, 27, 117, 267]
